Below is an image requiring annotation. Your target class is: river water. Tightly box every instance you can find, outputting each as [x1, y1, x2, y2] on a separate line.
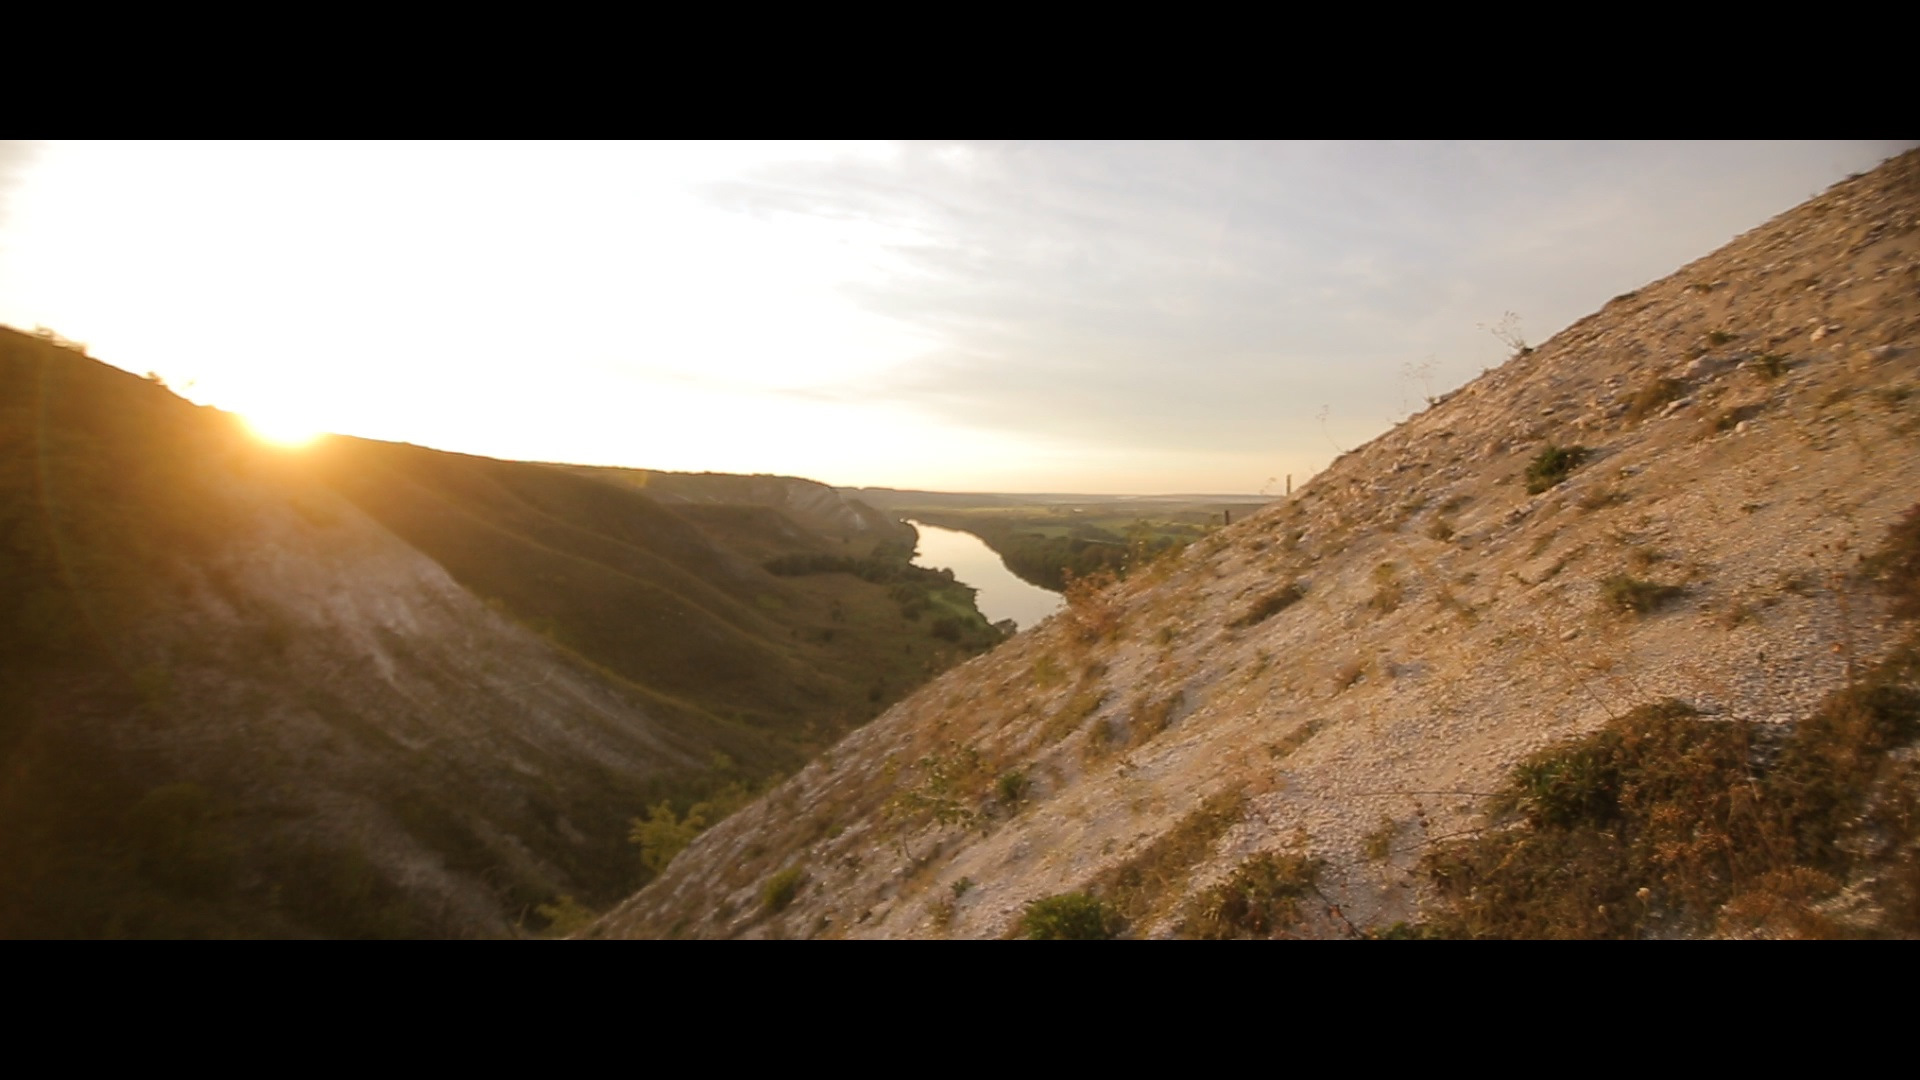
[906, 519, 1063, 633]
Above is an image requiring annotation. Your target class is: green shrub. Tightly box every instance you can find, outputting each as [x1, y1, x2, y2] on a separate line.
[1525, 445, 1588, 494]
[535, 894, 596, 937]
[1018, 892, 1124, 939]
[762, 866, 806, 913]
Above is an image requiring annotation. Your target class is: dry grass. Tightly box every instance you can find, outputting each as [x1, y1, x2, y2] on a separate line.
[1090, 789, 1246, 933]
[1230, 582, 1306, 629]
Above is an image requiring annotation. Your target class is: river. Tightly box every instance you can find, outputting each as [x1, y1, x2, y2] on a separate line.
[905, 519, 1064, 633]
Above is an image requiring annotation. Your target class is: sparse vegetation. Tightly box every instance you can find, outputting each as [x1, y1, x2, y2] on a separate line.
[1751, 352, 1790, 380]
[1091, 790, 1245, 932]
[1423, 635, 1920, 939]
[1601, 574, 1686, 615]
[1525, 444, 1589, 494]
[1363, 818, 1397, 861]
[1017, 892, 1124, 939]
[1043, 687, 1107, 745]
[1062, 567, 1122, 644]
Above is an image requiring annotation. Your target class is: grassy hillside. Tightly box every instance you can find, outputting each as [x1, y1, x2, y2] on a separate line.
[0, 327, 1006, 937]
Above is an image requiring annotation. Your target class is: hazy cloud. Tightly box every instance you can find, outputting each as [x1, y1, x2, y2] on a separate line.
[697, 141, 1913, 478]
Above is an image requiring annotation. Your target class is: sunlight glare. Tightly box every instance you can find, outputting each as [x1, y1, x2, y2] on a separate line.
[243, 407, 326, 448]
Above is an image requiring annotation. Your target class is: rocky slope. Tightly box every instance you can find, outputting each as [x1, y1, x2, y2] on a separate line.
[589, 150, 1920, 939]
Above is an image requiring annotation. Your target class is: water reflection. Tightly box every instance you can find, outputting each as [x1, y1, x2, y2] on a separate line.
[906, 520, 1064, 632]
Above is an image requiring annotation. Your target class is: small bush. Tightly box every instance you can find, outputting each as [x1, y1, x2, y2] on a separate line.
[1179, 852, 1326, 939]
[1751, 353, 1790, 380]
[995, 770, 1030, 807]
[1602, 575, 1685, 615]
[1707, 329, 1736, 346]
[1018, 892, 1123, 940]
[1230, 582, 1305, 629]
[1427, 518, 1457, 542]
[1525, 444, 1588, 494]
[762, 866, 806, 913]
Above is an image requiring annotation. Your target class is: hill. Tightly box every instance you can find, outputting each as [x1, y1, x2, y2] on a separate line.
[588, 150, 1920, 939]
[0, 333, 997, 937]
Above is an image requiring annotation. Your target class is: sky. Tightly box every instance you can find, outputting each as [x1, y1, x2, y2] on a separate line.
[0, 140, 1910, 494]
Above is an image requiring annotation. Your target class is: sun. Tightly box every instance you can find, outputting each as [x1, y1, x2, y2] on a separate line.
[242, 406, 327, 448]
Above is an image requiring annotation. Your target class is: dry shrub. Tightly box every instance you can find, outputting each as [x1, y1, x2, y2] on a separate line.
[1420, 637, 1920, 939]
